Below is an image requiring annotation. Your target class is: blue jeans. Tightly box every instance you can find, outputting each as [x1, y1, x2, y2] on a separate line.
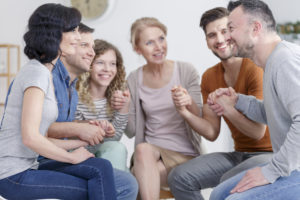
[38, 158, 138, 200]
[0, 158, 116, 200]
[210, 169, 300, 200]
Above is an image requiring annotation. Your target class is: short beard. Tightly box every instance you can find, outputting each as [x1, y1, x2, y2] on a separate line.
[236, 43, 254, 59]
[212, 51, 233, 61]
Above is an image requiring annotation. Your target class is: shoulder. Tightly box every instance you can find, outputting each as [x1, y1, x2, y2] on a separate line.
[177, 61, 196, 72]
[241, 58, 263, 78]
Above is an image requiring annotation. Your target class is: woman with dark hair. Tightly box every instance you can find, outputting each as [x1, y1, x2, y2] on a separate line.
[0, 4, 116, 200]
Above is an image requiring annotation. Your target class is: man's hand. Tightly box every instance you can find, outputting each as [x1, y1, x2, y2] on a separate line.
[207, 87, 237, 116]
[77, 123, 106, 146]
[230, 167, 270, 194]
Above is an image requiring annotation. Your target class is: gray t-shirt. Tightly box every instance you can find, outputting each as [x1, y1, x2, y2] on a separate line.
[235, 40, 300, 183]
[0, 59, 58, 180]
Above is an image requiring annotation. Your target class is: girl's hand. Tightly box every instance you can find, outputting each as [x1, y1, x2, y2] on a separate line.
[70, 147, 95, 164]
[98, 120, 115, 138]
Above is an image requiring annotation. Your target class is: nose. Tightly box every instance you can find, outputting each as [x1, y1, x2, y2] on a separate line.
[224, 31, 232, 42]
[216, 32, 225, 44]
[88, 47, 95, 58]
[154, 41, 162, 50]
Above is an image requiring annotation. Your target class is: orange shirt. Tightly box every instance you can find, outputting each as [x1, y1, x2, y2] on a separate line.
[201, 58, 272, 152]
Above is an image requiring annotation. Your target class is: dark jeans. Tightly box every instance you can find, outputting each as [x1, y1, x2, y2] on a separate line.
[0, 158, 117, 200]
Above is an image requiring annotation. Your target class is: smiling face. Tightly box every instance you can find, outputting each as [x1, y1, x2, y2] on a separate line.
[227, 6, 255, 59]
[64, 32, 95, 76]
[135, 26, 167, 65]
[206, 17, 233, 60]
[90, 49, 117, 88]
[60, 27, 81, 56]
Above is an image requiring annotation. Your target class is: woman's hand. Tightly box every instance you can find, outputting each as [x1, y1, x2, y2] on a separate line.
[70, 147, 95, 164]
[171, 85, 191, 111]
[111, 89, 131, 113]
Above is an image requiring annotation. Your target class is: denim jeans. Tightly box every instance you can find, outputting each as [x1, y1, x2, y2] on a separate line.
[38, 158, 138, 200]
[0, 158, 116, 200]
[210, 169, 300, 200]
[168, 151, 272, 200]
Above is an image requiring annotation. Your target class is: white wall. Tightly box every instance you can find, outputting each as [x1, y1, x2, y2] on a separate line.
[1, 0, 299, 162]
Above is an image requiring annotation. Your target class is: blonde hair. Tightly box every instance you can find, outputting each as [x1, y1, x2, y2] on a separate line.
[130, 17, 167, 50]
[76, 39, 126, 113]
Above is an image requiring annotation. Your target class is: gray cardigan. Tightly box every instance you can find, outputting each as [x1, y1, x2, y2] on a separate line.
[125, 61, 205, 155]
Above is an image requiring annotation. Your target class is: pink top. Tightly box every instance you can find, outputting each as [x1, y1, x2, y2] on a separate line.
[139, 63, 197, 156]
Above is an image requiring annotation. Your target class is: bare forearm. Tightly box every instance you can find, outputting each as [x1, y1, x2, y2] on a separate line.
[186, 99, 201, 116]
[180, 109, 218, 141]
[48, 122, 82, 139]
[224, 107, 266, 140]
[47, 137, 87, 150]
[23, 133, 76, 164]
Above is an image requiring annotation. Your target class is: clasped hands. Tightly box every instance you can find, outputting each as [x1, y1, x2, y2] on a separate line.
[171, 85, 192, 113]
[207, 87, 238, 116]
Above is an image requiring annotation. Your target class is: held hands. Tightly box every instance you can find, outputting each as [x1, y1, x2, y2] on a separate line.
[230, 167, 270, 194]
[111, 89, 131, 113]
[77, 123, 106, 146]
[171, 85, 192, 112]
[89, 120, 115, 138]
[207, 87, 238, 116]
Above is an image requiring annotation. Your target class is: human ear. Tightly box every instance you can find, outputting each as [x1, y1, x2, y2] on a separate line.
[252, 21, 262, 36]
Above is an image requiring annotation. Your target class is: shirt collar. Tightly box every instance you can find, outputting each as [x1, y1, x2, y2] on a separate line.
[55, 58, 78, 85]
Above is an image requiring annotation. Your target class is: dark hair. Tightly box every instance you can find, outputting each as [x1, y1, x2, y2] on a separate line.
[200, 7, 229, 33]
[79, 23, 95, 33]
[23, 3, 81, 63]
[227, 0, 276, 31]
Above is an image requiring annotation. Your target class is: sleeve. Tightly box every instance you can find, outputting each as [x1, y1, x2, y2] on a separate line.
[20, 64, 50, 94]
[261, 58, 300, 183]
[108, 112, 128, 141]
[184, 63, 203, 116]
[125, 72, 137, 138]
[235, 94, 267, 124]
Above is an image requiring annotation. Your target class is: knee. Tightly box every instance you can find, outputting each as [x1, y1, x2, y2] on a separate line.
[110, 141, 128, 155]
[134, 143, 155, 164]
[167, 165, 189, 188]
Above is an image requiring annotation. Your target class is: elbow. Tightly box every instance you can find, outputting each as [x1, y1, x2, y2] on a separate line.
[22, 133, 36, 149]
[205, 133, 218, 142]
[254, 131, 265, 140]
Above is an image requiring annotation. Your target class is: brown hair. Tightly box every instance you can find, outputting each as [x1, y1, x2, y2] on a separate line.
[200, 7, 229, 33]
[76, 39, 126, 113]
[130, 17, 167, 50]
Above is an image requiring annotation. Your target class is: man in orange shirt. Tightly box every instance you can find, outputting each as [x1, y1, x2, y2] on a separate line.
[168, 7, 272, 200]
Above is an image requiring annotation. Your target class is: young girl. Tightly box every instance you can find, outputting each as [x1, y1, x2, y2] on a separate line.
[76, 39, 130, 171]
[0, 4, 116, 200]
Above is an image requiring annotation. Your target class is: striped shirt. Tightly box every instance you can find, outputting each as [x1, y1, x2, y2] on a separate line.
[75, 98, 128, 154]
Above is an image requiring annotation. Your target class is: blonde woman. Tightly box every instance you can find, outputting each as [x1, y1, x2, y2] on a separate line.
[126, 17, 205, 199]
[76, 39, 130, 171]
